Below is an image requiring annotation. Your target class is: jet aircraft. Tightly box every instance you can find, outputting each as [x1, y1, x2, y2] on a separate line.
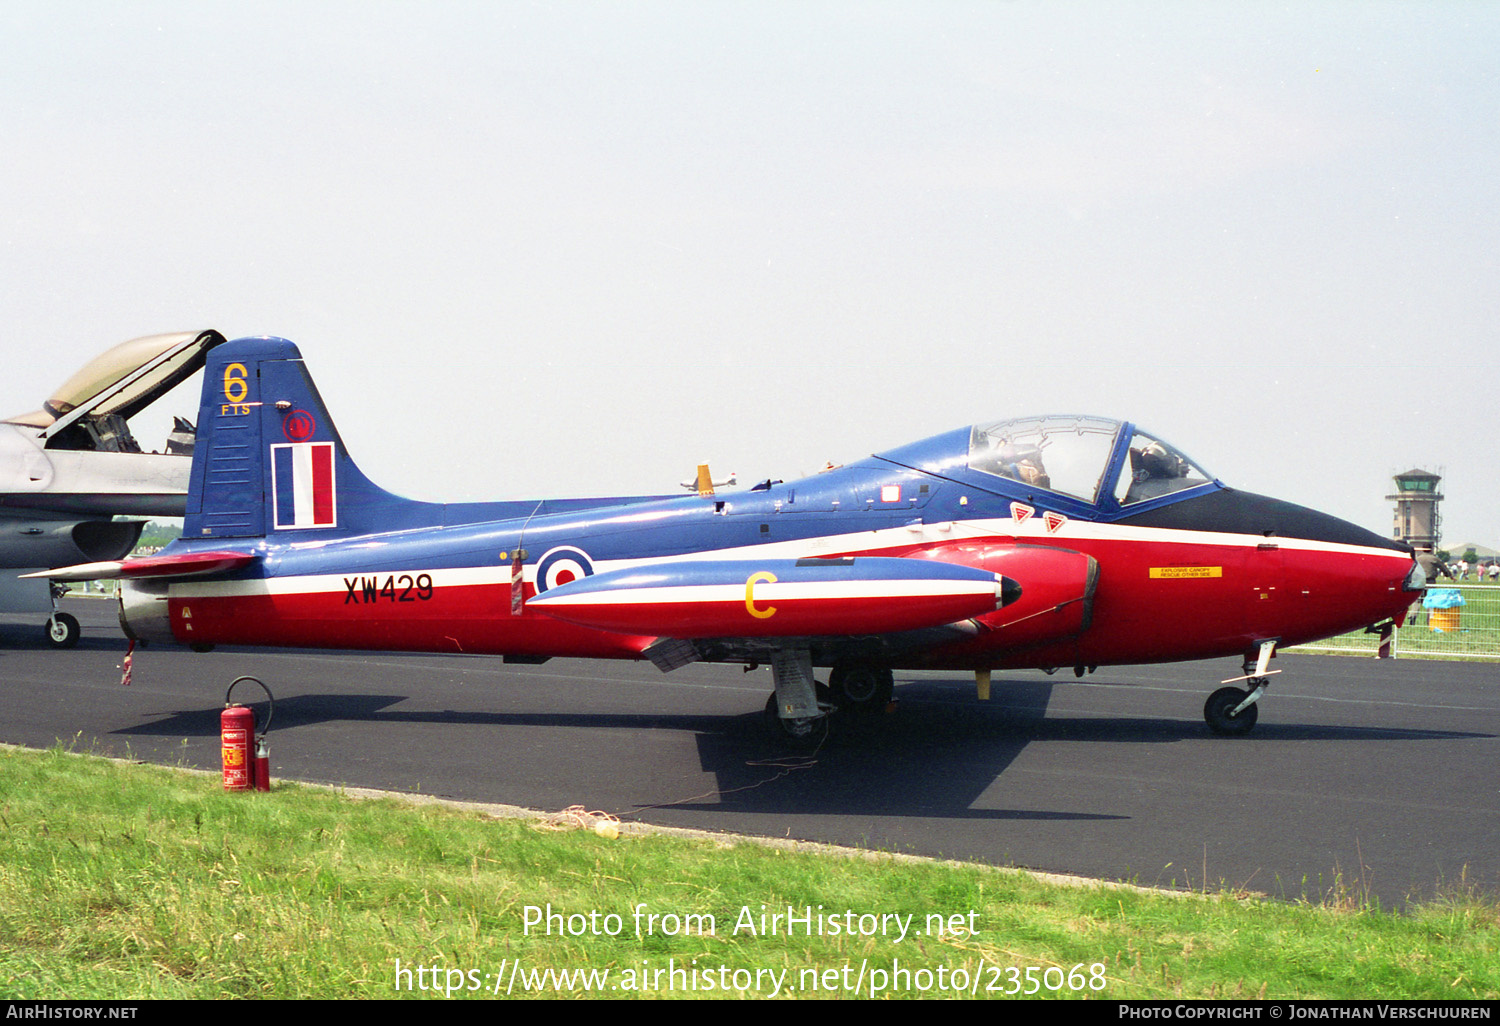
[0, 330, 225, 645]
[43, 336, 1423, 739]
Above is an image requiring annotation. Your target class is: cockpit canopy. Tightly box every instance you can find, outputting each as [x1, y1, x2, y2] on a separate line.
[967, 415, 1213, 509]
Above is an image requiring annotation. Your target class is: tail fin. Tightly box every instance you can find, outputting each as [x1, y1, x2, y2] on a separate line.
[184, 337, 435, 541]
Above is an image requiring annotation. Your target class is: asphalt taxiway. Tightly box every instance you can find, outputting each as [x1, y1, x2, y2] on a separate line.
[2, 598, 1496, 908]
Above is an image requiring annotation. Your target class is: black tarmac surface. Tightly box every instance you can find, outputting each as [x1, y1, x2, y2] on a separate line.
[3, 598, 1496, 908]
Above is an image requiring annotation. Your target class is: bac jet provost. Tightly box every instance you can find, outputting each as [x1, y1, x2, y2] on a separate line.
[41, 336, 1424, 740]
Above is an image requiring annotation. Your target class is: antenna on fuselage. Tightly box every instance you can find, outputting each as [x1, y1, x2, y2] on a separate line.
[503, 499, 546, 615]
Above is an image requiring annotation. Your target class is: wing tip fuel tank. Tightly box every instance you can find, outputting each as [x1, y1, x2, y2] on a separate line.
[526, 557, 1017, 638]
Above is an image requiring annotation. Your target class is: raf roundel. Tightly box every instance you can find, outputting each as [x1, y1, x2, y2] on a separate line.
[282, 409, 316, 442]
[534, 546, 595, 593]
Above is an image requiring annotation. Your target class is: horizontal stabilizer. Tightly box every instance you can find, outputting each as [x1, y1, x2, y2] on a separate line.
[23, 549, 258, 582]
[527, 557, 1015, 638]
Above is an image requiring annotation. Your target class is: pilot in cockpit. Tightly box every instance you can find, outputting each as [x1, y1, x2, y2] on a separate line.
[1124, 440, 1189, 503]
[992, 442, 1050, 490]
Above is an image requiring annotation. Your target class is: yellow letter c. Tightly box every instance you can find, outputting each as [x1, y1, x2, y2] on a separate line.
[745, 571, 777, 619]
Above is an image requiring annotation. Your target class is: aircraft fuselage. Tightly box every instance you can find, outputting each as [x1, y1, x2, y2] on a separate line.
[125, 445, 1417, 672]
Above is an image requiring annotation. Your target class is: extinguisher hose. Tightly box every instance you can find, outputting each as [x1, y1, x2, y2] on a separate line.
[225, 675, 274, 734]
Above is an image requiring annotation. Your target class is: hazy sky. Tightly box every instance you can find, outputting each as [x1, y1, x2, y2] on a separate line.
[4, 2, 1497, 546]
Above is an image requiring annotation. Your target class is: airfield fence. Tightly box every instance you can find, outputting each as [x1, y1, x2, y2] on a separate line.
[1289, 582, 1500, 661]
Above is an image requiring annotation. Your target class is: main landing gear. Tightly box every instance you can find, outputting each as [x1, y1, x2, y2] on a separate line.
[1204, 639, 1279, 737]
[827, 664, 894, 712]
[762, 656, 896, 748]
[763, 648, 827, 748]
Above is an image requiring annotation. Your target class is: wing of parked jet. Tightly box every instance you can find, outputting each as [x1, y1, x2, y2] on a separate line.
[0, 330, 226, 645]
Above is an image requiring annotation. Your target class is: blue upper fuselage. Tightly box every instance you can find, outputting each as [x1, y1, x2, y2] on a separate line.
[240, 414, 1235, 582]
[173, 332, 1403, 585]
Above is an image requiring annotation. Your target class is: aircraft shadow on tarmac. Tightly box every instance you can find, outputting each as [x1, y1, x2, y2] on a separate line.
[113, 676, 1492, 824]
[0, 630, 125, 653]
[679, 678, 1495, 820]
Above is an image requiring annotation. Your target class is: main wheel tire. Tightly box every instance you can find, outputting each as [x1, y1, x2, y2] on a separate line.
[763, 693, 828, 750]
[46, 612, 80, 649]
[828, 664, 894, 712]
[1204, 686, 1258, 736]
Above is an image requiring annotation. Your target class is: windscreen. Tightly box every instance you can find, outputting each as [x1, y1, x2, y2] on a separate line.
[1112, 429, 1213, 506]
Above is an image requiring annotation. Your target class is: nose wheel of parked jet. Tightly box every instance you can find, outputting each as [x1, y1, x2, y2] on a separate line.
[46, 612, 80, 649]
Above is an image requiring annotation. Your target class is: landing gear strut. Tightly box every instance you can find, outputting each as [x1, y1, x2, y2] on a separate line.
[762, 657, 901, 747]
[1205, 639, 1278, 736]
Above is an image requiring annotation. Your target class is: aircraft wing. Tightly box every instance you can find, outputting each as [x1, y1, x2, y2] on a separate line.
[22, 549, 258, 582]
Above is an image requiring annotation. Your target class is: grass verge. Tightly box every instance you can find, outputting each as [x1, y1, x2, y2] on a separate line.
[1, 744, 1496, 1000]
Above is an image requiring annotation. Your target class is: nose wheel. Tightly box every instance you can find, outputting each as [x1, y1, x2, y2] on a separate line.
[1204, 686, 1259, 736]
[46, 611, 80, 649]
[1205, 639, 1278, 736]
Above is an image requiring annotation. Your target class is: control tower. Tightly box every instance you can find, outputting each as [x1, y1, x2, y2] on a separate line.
[1388, 469, 1443, 551]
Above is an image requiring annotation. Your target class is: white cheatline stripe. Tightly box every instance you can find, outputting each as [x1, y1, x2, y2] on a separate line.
[160, 516, 1409, 599]
[530, 580, 999, 607]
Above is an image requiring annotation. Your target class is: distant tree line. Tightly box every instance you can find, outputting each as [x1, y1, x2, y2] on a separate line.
[135, 520, 182, 551]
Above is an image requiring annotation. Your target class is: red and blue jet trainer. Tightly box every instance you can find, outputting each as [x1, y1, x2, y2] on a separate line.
[42, 335, 1424, 742]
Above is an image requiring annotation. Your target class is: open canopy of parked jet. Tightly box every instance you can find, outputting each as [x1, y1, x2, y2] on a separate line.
[1, 330, 224, 645]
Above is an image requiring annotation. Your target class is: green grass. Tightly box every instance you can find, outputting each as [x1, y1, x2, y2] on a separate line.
[1, 745, 1497, 999]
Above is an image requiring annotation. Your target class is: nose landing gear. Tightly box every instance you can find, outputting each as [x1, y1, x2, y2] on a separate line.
[45, 583, 80, 648]
[46, 611, 80, 648]
[1205, 639, 1279, 737]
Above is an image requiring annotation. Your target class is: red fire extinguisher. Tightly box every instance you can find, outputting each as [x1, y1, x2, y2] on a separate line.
[222, 675, 274, 792]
